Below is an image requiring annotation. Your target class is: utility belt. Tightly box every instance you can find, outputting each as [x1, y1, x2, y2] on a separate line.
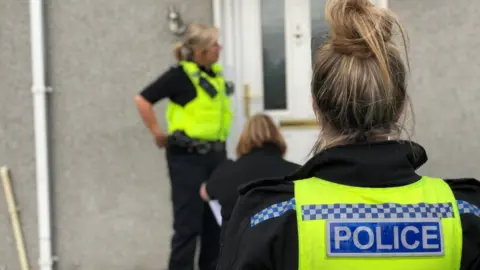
[168, 131, 225, 155]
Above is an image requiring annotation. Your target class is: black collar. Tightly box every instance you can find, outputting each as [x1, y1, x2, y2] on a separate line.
[198, 64, 216, 77]
[246, 143, 283, 156]
[287, 140, 426, 187]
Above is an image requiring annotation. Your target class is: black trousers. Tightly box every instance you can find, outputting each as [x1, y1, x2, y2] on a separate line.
[166, 146, 226, 270]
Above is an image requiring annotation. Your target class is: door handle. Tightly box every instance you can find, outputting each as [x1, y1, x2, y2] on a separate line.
[279, 119, 318, 129]
[243, 84, 252, 118]
[242, 84, 263, 118]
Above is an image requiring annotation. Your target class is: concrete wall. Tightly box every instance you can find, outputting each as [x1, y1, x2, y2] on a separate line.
[0, 0, 212, 269]
[390, 0, 480, 178]
[0, 1, 38, 269]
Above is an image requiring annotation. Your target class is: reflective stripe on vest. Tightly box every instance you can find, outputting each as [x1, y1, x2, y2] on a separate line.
[165, 61, 233, 141]
[294, 176, 463, 270]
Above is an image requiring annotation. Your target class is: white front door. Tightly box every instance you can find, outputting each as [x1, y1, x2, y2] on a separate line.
[222, 0, 387, 164]
[235, 0, 330, 164]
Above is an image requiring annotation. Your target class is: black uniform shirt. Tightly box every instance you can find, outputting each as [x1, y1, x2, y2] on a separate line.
[206, 143, 300, 222]
[217, 140, 480, 270]
[140, 64, 217, 106]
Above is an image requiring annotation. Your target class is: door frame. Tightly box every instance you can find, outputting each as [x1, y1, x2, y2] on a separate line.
[212, 0, 245, 158]
[211, 0, 389, 157]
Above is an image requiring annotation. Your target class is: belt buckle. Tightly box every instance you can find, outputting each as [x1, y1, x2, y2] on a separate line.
[195, 141, 211, 155]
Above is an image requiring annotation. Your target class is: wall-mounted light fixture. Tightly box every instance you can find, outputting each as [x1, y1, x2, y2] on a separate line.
[167, 5, 187, 36]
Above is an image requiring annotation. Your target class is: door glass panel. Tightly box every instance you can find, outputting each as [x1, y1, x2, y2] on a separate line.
[260, 0, 287, 110]
[310, 0, 329, 63]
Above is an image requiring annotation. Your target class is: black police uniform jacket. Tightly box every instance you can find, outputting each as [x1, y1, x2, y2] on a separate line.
[216, 140, 480, 270]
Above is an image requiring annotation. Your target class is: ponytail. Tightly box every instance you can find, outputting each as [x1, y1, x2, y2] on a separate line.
[172, 42, 194, 62]
[173, 42, 183, 61]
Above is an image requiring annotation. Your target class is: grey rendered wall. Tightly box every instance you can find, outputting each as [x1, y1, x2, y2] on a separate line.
[0, 0, 212, 269]
[0, 1, 38, 269]
[390, 0, 480, 178]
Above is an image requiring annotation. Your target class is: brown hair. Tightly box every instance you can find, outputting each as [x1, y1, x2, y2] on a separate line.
[311, 0, 410, 152]
[173, 24, 219, 61]
[236, 113, 287, 157]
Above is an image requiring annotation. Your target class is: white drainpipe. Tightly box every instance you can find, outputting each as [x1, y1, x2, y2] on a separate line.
[29, 0, 53, 269]
[212, 0, 221, 29]
[212, 0, 223, 68]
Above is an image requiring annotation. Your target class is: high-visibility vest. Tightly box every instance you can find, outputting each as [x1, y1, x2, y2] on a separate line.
[294, 176, 462, 270]
[165, 61, 233, 141]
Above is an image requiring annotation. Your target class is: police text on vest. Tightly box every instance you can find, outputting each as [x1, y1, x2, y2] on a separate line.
[326, 219, 444, 257]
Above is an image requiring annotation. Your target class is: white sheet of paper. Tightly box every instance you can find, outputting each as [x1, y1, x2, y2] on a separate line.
[209, 200, 222, 226]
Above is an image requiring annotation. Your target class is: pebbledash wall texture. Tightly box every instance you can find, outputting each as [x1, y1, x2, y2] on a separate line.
[391, 0, 480, 178]
[1, 0, 212, 269]
[0, 0, 479, 269]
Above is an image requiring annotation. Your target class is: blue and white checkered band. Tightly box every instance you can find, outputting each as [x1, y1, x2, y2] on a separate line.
[250, 199, 479, 228]
[250, 198, 295, 227]
[301, 202, 455, 221]
[457, 200, 480, 217]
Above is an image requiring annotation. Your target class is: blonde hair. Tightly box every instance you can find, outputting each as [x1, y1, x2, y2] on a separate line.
[236, 113, 287, 157]
[173, 24, 219, 61]
[311, 0, 410, 152]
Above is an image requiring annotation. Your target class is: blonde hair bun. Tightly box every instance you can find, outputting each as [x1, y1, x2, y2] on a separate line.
[310, 0, 409, 151]
[326, 0, 394, 59]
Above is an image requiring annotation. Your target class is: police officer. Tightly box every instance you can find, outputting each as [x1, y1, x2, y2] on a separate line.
[135, 24, 233, 270]
[216, 0, 480, 269]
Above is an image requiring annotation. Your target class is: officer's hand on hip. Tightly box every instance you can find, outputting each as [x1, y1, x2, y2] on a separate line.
[200, 182, 210, 201]
[153, 131, 168, 148]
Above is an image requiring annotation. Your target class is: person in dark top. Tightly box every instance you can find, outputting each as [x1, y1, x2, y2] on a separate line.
[134, 23, 233, 270]
[199, 113, 300, 224]
[216, 1, 480, 269]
